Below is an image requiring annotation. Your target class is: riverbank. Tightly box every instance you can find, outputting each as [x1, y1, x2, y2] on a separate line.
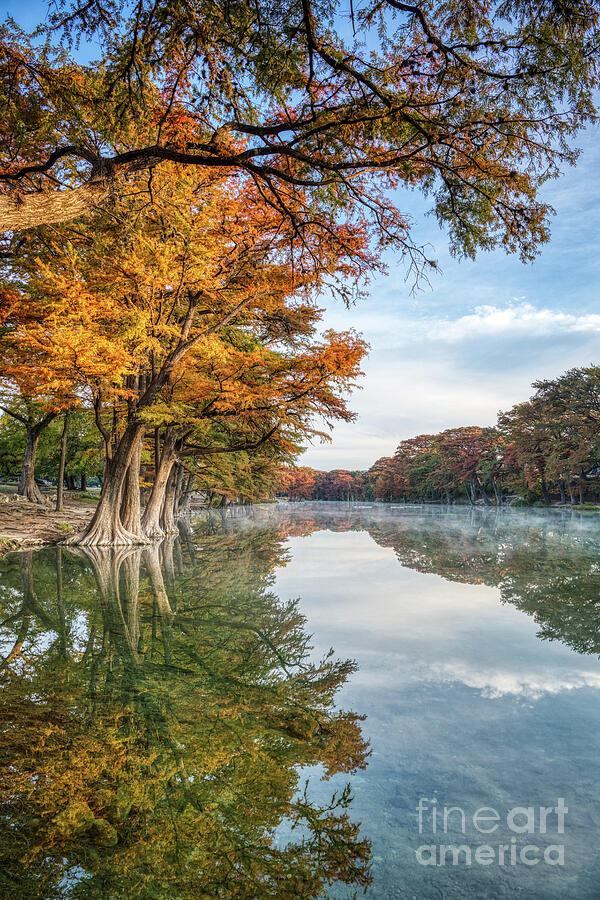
[0, 494, 96, 554]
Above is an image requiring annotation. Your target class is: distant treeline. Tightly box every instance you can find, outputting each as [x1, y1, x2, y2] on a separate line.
[277, 365, 600, 506]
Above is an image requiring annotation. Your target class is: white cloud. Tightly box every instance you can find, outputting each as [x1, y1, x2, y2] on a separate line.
[321, 298, 600, 351]
[302, 298, 600, 468]
[303, 129, 600, 470]
[421, 302, 600, 343]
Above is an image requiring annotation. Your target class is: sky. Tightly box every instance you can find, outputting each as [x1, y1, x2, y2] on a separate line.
[307, 126, 600, 469]
[3, 1, 600, 470]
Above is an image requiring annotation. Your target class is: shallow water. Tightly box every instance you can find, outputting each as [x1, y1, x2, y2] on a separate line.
[1, 502, 599, 898]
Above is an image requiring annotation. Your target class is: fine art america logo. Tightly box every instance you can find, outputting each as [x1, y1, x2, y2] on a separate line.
[415, 798, 567, 867]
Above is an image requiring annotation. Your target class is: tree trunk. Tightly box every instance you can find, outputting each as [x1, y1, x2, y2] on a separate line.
[465, 479, 474, 505]
[120, 431, 144, 535]
[81, 472, 87, 492]
[559, 479, 566, 505]
[154, 427, 161, 479]
[172, 464, 185, 516]
[474, 473, 491, 506]
[18, 412, 57, 502]
[541, 476, 550, 506]
[70, 421, 147, 545]
[0, 177, 110, 232]
[491, 475, 502, 506]
[567, 480, 575, 504]
[160, 464, 179, 534]
[178, 472, 195, 515]
[19, 427, 45, 504]
[141, 427, 177, 539]
[55, 411, 70, 512]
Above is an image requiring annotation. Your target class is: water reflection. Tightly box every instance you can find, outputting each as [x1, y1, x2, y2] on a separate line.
[266, 503, 600, 660]
[266, 503, 600, 899]
[3, 503, 600, 899]
[0, 517, 371, 899]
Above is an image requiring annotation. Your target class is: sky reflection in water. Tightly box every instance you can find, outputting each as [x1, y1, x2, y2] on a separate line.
[269, 502, 600, 899]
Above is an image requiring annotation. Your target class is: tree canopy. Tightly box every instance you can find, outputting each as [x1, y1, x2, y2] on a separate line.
[0, 0, 598, 273]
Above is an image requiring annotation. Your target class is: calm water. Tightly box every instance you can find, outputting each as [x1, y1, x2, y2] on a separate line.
[1, 503, 600, 898]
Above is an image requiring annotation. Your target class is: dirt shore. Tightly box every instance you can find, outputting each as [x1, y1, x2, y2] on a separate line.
[0, 493, 96, 554]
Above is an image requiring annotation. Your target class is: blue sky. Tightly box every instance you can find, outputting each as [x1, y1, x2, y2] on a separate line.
[3, 1, 599, 470]
[309, 125, 600, 469]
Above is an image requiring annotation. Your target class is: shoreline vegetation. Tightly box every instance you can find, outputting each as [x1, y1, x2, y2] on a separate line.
[3, 362, 600, 552]
[1, 492, 599, 558]
[276, 366, 600, 508]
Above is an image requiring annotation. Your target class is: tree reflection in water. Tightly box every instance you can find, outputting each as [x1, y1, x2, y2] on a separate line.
[271, 503, 600, 659]
[0, 516, 371, 899]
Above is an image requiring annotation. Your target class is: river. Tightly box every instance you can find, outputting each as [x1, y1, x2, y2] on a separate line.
[1, 502, 599, 898]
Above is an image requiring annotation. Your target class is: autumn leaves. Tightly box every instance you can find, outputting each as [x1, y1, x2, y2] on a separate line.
[1, 0, 600, 539]
[0, 165, 369, 542]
